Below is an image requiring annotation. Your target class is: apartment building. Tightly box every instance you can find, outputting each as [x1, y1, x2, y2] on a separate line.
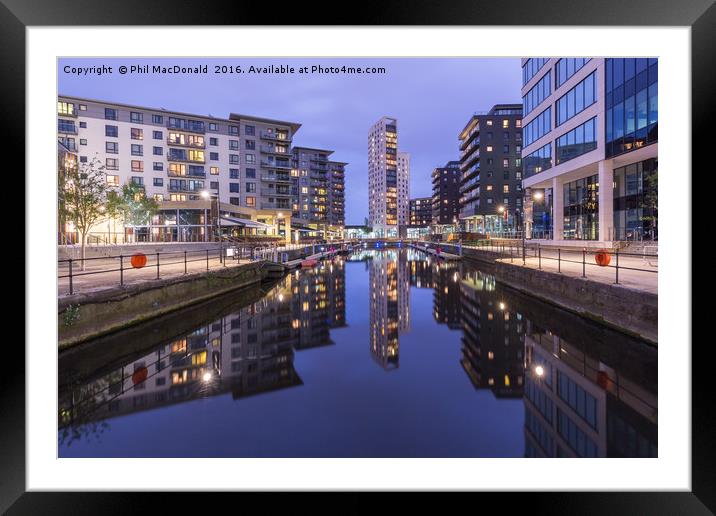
[408, 197, 432, 227]
[458, 104, 524, 235]
[328, 161, 347, 237]
[520, 58, 658, 243]
[368, 117, 410, 238]
[430, 160, 461, 234]
[57, 96, 346, 244]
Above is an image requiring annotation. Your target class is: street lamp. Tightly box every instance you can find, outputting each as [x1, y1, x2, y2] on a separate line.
[202, 188, 222, 263]
[497, 205, 505, 237]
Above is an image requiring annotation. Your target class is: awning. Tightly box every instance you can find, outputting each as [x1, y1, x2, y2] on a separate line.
[221, 216, 274, 229]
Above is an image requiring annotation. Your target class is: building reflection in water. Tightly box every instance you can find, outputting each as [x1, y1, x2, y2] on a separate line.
[59, 257, 347, 440]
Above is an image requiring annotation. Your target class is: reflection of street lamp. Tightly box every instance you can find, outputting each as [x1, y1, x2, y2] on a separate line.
[497, 205, 505, 236]
[202, 189, 222, 263]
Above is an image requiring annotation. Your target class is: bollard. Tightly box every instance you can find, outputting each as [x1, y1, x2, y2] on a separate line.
[615, 249, 619, 284]
[582, 249, 586, 277]
[558, 248, 561, 273]
[538, 245, 541, 269]
[156, 253, 160, 279]
[120, 255, 124, 286]
[68, 258, 73, 295]
[184, 251, 187, 274]
[206, 249, 209, 270]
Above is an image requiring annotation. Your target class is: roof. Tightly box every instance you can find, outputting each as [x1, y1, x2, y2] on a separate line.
[229, 112, 301, 134]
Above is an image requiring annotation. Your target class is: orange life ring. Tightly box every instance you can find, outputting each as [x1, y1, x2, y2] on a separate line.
[131, 253, 147, 268]
[594, 250, 611, 266]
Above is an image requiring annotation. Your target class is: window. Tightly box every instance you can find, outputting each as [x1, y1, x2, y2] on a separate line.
[131, 176, 144, 186]
[503, 145, 510, 153]
[106, 158, 118, 170]
[230, 197, 240, 206]
[106, 175, 119, 187]
[210, 181, 219, 189]
[130, 112, 143, 123]
[230, 168, 239, 179]
[245, 168, 256, 178]
[131, 160, 144, 172]
[502, 119, 509, 128]
[556, 71, 596, 126]
[105, 141, 118, 154]
[486, 146, 493, 152]
[524, 143, 552, 178]
[131, 144, 143, 156]
[131, 128, 143, 140]
[523, 70, 551, 116]
[245, 125, 255, 135]
[79, 155, 87, 163]
[229, 140, 239, 150]
[230, 154, 239, 164]
[210, 137, 218, 146]
[230, 183, 240, 193]
[79, 104, 87, 111]
[153, 146, 163, 156]
[79, 121, 87, 128]
[229, 125, 239, 136]
[555, 58, 591, 88]
[154, 194, 164, 202]
[153, 162, 163, 171]
[153, 130, 162, 140]
[503, 185, 510, 193]
[210, 167, 219, 175]
[522, 57, 549, 86]
[105, 108, 118, 120]
[208, 122, 218, 131]
[210, 152, 219, 161]
[556, 117, 597, 165]
[516, 119, 522, 128]
[245, 154, 256, 164]
[523, 107, 551, 147]
[80, 139, 87, 146]
[153, 178, 164, 187]
[245, 196, 255, 207]
[245, 183, 256, 193]
[245, 140, 255, 150]
[152, 114, 163, 124]
[503, 159, 509, 168]
[105, 125, 118, 137]
[170, 194, 186, 201]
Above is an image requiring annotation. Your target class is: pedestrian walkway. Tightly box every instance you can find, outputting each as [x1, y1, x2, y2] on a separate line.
[58, 251, 252, 297]
[492, 246, 657, 294]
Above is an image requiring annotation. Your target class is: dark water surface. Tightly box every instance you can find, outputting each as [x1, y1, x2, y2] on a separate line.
[58, 248, 657, 458]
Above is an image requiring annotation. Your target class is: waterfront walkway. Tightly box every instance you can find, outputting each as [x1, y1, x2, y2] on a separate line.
[58, 252, 252, 297]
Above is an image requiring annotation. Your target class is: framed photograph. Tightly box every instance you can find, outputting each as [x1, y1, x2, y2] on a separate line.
[6, 0, 709, 512]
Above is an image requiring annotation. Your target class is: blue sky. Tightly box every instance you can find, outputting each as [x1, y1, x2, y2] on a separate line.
[59, 58, 521, 225]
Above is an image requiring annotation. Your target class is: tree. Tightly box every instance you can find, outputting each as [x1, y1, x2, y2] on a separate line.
[61, 156, 111, 270]
[107, 182, 159, 242]
[640, 171, 658, 240]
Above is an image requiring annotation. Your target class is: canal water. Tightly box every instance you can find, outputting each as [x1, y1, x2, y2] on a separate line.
[58, 247, 657, 458]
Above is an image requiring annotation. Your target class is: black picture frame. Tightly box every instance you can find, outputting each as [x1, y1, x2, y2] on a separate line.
[4, 0, 708, 513]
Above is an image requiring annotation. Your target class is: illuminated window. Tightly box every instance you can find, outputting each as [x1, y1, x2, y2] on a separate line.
[57, 101, 75, 115]
[502, 119, 509, 128]
[106, 175, 119, 187]
[210, 167, 219, 175]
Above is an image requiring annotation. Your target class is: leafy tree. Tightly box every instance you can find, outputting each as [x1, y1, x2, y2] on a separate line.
[641, 171, 658, 240]
[61, 156, 111, 269]
[107, 182, 159, 242]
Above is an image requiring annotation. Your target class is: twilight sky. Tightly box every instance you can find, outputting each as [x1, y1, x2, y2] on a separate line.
[59, 58, 521, 225]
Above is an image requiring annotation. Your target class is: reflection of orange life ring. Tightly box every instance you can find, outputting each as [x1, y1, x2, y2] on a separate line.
[131, 253, 147, 268]
[594, 250, 611, 266]
[132, 366, 148, 385]
[596, 370, 609, 389]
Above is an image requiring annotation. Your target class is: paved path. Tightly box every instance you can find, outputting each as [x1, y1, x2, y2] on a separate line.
[58, 251, 255, 297]
[486, 246, 658, 294]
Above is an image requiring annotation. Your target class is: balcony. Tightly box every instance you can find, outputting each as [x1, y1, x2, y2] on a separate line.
[167, 152, 205, 164]
[261, 202, 291, 210]
[260, 174, 292, 182]
[58, 125, 78, 135]
[167, 138, 205, 149]
[261, 160, 292, 170]
[261, 188, 292, 196]
[57, 109, 78, 118]
[260, 144, 289, 155]
[167, 170, 206, 179]
[260, 131, 291, 142]
[167, 122, 205, 134]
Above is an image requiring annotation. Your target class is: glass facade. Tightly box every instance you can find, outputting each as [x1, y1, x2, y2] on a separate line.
[555, 58, 591, 88]
[523, 71, 551, 116]
[613, 158, 658, 241]
[523, 143, 552, 179]
[522, 58, 549, 86]
[556, 71, 596, 126]
[555, 117, 597, 165]
[523, 107, 551, 147]
[563, 174, 598, 240]
[605, 58, 658, 158]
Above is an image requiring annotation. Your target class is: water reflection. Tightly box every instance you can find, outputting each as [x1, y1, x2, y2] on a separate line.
[59, 258, 347, 445]
[59, 248, 656, 458]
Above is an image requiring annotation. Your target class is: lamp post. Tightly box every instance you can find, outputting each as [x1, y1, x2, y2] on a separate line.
[202, 188, 222, 264]
[497, 205, 505, 237]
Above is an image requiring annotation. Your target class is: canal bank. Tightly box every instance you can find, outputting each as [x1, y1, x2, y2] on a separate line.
[427, 242, 657, 345]
[58, 261, 271, 348]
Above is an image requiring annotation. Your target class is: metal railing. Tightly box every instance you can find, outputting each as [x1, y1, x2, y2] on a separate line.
[438, 240, 658, 287]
